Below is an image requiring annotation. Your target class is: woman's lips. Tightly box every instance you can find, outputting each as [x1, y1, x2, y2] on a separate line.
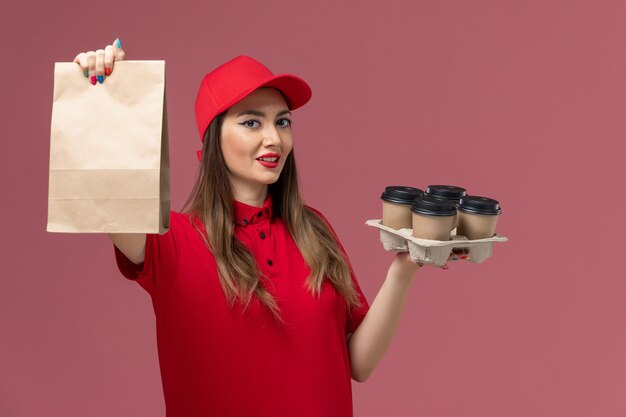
[257, 159, 279, 168]
[256, 154, 280, 168]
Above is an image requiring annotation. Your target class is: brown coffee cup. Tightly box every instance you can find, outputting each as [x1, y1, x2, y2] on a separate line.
[425, 185, 467, 230]
[381, 186, 424, 230]
[456, 196, 502, 239]
[411, 195, 457, 240]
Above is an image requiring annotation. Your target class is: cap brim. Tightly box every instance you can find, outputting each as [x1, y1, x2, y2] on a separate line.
[258, 74, 312, 110]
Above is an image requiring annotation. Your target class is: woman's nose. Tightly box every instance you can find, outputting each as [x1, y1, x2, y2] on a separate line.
[262, 126, 282, 146]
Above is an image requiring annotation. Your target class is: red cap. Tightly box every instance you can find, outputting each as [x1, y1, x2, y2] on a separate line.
[194, 55, 312, 161]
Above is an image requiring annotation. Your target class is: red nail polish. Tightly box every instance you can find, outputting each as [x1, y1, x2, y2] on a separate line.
[105, 67, 111, 76]
[90, 76, 97, 85]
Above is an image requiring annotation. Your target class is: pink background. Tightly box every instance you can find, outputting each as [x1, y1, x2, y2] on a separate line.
[2, 0, 625, 415]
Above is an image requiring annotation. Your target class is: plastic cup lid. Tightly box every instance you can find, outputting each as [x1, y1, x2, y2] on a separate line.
[458, 195, 502, 215]
[381, 186, 424, 205]
[425, 185, 467, 201]
[411, 194, 457, 216]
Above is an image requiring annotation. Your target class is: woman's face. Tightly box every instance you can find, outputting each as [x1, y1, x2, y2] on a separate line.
[220, 87, 293, 199]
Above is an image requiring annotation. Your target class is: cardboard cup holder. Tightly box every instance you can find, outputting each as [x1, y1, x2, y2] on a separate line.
[365, 219, 509, 266]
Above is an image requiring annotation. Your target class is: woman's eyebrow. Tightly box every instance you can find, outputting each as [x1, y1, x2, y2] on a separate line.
[237, 109, 292, 117]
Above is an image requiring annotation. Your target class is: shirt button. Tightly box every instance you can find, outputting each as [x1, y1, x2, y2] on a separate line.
[257, 212, 262, 217]
[242, 218, 248, 225]
[267, 259, 273, 266]
[259, 232, 266, 239]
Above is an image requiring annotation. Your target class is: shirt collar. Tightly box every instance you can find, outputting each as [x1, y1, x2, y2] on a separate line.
[233, 193, 274, 227]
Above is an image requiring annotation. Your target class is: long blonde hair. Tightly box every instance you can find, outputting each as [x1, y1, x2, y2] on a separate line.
[180, 104, 364, 324]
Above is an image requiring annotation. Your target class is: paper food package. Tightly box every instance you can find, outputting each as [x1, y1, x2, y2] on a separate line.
[47, 60, 170, 233]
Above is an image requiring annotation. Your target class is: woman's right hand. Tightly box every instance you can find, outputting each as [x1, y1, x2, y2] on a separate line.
[73, 38, 126, 86]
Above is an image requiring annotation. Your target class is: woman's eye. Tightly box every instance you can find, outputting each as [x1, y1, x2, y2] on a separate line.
[277, 118, 292, 127]
[240, 120, 260, 128]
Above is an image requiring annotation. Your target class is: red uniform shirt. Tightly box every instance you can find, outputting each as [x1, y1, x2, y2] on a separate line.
[113, 194, 370, 417]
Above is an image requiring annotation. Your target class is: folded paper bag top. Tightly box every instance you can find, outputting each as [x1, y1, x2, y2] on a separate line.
[47, 60, 170, 233]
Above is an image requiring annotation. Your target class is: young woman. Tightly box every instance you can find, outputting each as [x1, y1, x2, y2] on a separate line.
[73, 38, 458, 417]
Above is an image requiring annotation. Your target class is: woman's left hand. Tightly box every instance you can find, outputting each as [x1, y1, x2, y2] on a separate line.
[441, 248, 470, 270]
[390, 248, 469, 278]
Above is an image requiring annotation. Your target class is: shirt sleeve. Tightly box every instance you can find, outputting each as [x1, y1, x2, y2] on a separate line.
[113, 210, 181, 296]
[305, 205, 370, 334]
